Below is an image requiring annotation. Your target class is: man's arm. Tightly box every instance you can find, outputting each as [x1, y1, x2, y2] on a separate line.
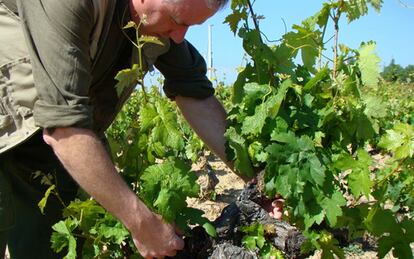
[43, 127, 184, 258]
[175, 95, 250, 182]
[175, 95, 284, 219]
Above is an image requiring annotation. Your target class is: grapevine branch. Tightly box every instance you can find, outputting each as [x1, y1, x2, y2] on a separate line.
[376, 158, 407, 187]
[331, 6, 342, 78]
[318, 19, 329, 69]
[120, 7, 148, 102]
[246, 0, 263, 44]
[245, 0, 276, 85]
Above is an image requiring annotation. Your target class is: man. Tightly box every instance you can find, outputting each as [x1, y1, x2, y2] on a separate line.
[0, 0, 244, 258]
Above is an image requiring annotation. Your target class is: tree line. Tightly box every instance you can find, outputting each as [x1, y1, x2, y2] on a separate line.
[381, 59, 414, 83]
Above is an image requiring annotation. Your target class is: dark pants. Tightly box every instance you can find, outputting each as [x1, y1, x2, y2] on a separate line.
[0, 132, 78, 259]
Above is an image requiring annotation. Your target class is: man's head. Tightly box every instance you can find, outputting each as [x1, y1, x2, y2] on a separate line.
[129, 0, 228, 43]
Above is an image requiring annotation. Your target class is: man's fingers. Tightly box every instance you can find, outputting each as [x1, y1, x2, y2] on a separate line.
[271, 199, 284, 208]
[269, 198, 284, 220]
[172, 235, 185, 250]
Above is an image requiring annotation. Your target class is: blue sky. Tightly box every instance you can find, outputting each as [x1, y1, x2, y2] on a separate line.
[147, 1, 414, 85]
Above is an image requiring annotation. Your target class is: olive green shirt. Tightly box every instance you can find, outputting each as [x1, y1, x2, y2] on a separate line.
[0, 0, 214, 153]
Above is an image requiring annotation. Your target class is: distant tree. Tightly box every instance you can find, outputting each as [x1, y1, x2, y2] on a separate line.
[381, 59, 404, 82]
[403, 64, 414, 83]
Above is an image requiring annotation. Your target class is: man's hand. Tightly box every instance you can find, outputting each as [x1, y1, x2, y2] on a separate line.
[130, 212, 184, 258]
[262, 198, 284, 220]
[247, 176, 284, 220]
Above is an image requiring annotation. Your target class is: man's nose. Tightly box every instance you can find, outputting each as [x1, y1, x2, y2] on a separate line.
[169, 26, 189, 44]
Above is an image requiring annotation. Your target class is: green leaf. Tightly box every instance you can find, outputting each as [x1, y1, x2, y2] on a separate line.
[138, 36, 165, 46]
[377, 236, 394, 259]
[393, 242, 414, 259]
[139, 104, 158, 131]
[283, 23, 321, 72]
[348, 171, 373, 197]
[224, 9, 247, 34]
[401, 219, 414, 242]
[321, 191, 346, 227]
[114, 64, 139, 96]
[240, 223, 267, 250]
[304, 199, 325, 230]
[316, 4, 331, 28]
[348, 170, 373, 198]
[153, 189, 183, 222]
[140, 99, 185, 153]
[273, 168, 291, 198]
[308, 155, 326, 187]
[335, 150, 373, 198]
[271, 131, 296, 144]
[139, 160, 199, 223]
[202, 222, 217, 238]
[123, 21, 136, 29]
[256, 235, 266, 249]
[268, 79, 292, 118]
[317, 230, 345, 259]
[232, 65, 255, 104]
[379, 123, 414, 159]
[38, 184, 55, 215]
[241, 101, 267, 136]
[304, 67, 330, 91]
[357, 42, 380, 88]
[51, 220, 78, 259]
[224, 127, 254, 178]
[363, 95, 387, 118]
[242, 236, 257, 250]
[355, 112, 376, 141]
[365, 208, 398, 236]
[343, 0, 383, 22]
[96, 218, 129, 244]
[244, 80, 291, 137]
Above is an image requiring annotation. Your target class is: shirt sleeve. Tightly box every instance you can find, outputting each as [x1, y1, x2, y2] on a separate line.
[154, 40, 214, 100]
[17, 0, 95, 129]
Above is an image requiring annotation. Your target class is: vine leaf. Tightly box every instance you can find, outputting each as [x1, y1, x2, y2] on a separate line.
[224, 9, 247, 34]
[334, 149, 373, 198]
[343, 0, 383, 22]
[357, 42, 380, 88]
[321, 191, 346, 227]
[379, 123, 414, 159]
[51, 220, 79, 259]
[225, 127, 255, 178]
[283, 22, 321, 72]
[139, 160, 199, 223]
[138, 36, 165, 46]
[114, 64, 140, 96]
[38, 184, 56, 215]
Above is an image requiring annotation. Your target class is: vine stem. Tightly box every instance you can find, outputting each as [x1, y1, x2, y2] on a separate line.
[246, 0, 277, 85]
[376, 157, 407, 187]
[318, 20, 329, 70]
[331, 4, 342, 78]
[136, 29, 148, 104]
[246, 0, 263, 44]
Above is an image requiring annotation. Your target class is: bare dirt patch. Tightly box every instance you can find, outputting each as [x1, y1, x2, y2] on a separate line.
[188, 154, 245, 221]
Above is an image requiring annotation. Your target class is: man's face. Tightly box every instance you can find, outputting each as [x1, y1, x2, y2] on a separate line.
[130, 0, 217, 44]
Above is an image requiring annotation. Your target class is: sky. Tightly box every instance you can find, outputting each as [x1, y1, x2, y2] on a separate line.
[147, 0, 414, 85]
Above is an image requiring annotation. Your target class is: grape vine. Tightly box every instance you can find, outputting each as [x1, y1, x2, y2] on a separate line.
[224, 0, 413, 258]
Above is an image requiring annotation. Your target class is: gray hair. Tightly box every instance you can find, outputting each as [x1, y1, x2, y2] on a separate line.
[205, 0, 229, 10]
[164, 0, 229, 10]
